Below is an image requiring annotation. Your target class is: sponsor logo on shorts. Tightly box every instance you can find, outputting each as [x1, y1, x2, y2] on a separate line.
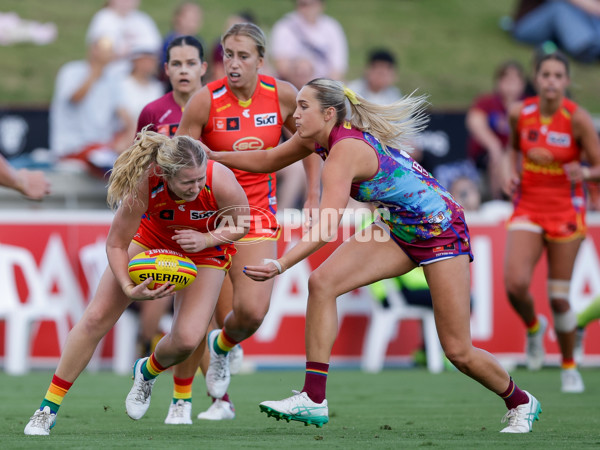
[233, 136, 264, 151]
[433, 243, 455, 253]
[254, 112, 278, 127]
[546, 131, 571, 147]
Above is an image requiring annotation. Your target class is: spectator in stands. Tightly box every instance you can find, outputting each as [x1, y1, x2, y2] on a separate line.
[159, 2, 204, 87]
[466, 60, 526, 201]
[49, 38, 127, 178]
[347, 49, 402, 105]
[270, 0, 348, 82]
[0, 154, 50, 200]
[509, 0, 600, 63]
[118, 46, 164, 141]
[85, 0, 161, 73]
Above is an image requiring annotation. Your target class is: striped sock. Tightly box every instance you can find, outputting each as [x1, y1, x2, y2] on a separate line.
[213, 329, 239, 356]
[173, 376, 193, 404]
[526, 317, 540, 335]
[301, 361, 329, 403]
[40, 374, 73, 414]
[500, 377, 529, 410]
[561, 358, 576, 370]
[141, 353, 167, 380]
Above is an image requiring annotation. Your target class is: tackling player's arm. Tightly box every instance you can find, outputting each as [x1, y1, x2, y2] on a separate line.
[175, 87, 211, 139]
[503, 101, 523, 196]
[564, 106, 600, 182]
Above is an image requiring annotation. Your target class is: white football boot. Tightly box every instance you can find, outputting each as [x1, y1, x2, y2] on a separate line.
[259, 390, 328, 428]
[561, 368, 585, 393]
[126, 357, 156, 420]
[164, 399, 192, 424]
[24, 406, 56, 436]
[205, 330, 231, 399]
[229, 344, 244, 375]
[526, 315, 547, 371]
[500, 391, 542, 433]
[197, 399, 235, 420]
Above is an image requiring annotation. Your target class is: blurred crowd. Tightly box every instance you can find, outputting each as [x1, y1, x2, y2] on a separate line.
[2, 0, 600, 213]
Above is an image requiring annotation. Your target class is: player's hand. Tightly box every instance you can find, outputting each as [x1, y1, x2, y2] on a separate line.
[243, 259, 283, 282]
[172, 229, 209, 253]
[125, 277, 175, 301]
[16, 169, 51, 200]
[502, 171, 520, 197]
[563, 161, 589, 183]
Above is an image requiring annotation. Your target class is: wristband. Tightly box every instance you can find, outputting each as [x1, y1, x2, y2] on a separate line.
[262, 258, 283, 274]
[582, 166, 591, 180]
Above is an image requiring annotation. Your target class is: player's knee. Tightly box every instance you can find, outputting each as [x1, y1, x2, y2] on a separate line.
[504, 275, 530, 300]
[307, 268, 332, 297]
[552, 309, 577, 333]
[442, 344, 471, 371]
[235, 305, 268, 331]
[170, 332, 201, 356]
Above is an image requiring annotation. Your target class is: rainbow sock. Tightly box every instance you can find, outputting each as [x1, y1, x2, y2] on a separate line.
[561, 358, 576, 370]
[172, 376, 193, 404]
[526, 317, 540, 335]
[213, 329, 238, 356]
[301, 361, 329, 403]
[141, 353, 167, 380]
[40, 374, 73, 414]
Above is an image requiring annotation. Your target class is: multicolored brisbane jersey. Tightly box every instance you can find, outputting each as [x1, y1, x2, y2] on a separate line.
[315, 122, 463, 243]
[133, 160, 237, 265]
[201, 74, 283, 216]
[136, 91, 183, 137]
[515, 96, 584, 213]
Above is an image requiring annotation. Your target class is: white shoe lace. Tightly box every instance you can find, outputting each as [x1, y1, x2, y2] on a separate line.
[169, 401, 186, 419]
[134, 379, 153, 403]
[29, 410, 52, 430]
[501, 408, 520, 427]
[211, 353, 229, 380]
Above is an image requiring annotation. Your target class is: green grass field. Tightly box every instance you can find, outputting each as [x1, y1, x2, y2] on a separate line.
[2, 0, 600, 112]
[3, 367, 600, 448]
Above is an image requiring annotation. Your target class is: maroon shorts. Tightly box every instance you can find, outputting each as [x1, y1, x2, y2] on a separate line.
[381, 214, 473, 266]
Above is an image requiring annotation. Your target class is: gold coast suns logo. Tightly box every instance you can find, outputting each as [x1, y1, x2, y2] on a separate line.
[233, 136, 264, 151]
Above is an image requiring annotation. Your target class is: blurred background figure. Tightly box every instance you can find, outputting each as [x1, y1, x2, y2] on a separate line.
[85, 0, 161, 73]
[466, 60, 526, 202]
[270, 0, 348, 82]
[117, 45, 164, 141]
[0, 11, 57, 46]
[49, 38, 127, 178]
[159, 2, 204, 88]
[347, 48, 402, 105]
[508, 0, 600, 63]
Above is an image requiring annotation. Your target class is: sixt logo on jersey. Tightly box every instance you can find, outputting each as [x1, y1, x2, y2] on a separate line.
[254, 113, 278, 127]
[547, 131, 571, 147]
[190, 210, 216, 220]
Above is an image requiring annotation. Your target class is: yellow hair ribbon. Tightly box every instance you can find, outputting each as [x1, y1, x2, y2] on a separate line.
[343, 86, 361, 105]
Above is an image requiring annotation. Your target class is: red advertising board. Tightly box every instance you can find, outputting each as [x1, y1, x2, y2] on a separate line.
[1, 208, 600, 371]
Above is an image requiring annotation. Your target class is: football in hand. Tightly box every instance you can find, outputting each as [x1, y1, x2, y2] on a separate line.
[128, 249, 197, 291]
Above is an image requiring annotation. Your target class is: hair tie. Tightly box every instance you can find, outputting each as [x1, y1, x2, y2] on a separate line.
[343, 86, 361, 105]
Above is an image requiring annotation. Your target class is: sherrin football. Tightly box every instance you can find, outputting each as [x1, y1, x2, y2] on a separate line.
[128, 249, 197, 291]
